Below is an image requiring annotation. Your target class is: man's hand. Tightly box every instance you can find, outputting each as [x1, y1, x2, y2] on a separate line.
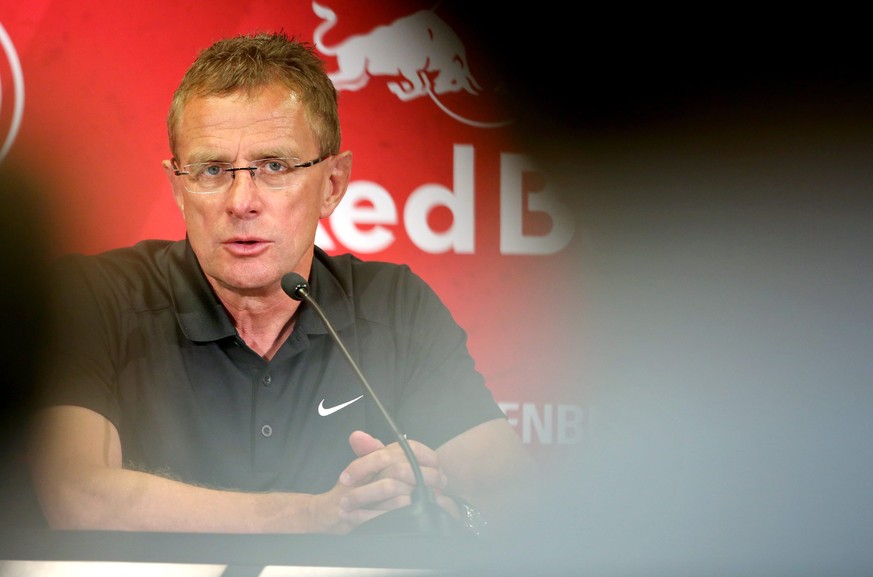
[331, 431, 452, 528]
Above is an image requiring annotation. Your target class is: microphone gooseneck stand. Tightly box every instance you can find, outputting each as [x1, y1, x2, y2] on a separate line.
[281, 272, 460, 536]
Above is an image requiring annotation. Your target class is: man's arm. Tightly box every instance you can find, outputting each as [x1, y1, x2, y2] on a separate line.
[28, 405, 317, 532]
[436, 418, 538, 532]
[338, 418, 538, 534]
[27, 406, 444, 534]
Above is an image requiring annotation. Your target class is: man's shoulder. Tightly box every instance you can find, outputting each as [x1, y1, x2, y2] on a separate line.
[55, 240, 182, 270]
[312, 248, 443, 320]
[315, 248, 407, 271]
[50, 239, 186, 303]
[313, 247, 420, 293]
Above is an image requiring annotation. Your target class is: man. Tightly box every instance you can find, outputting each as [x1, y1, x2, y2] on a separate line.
[28, 32, 535, 535]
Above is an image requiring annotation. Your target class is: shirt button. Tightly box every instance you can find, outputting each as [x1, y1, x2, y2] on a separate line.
[262, 374, 272, 386]
[261, 425, 273, 437]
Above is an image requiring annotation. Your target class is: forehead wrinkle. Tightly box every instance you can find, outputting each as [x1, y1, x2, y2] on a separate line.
[177, 88, 313, 164]
[180, 118, 295, 163]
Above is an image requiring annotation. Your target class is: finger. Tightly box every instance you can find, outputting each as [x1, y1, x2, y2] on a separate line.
[377, 461, 448, 490]
[340, 433, 388, 487]
[339, 498, 412, 526]
[348, 494, 411, 513]
[339, 463, 449, 513]
[352, 435, 441, 468]
[342, 436, 446, 487]
[348, 430, 385, 458]
[341, 444, 398, 486]
[342, 450, 447, 491]
[339, 477, 414, 511]
[340, 507, 382, 526]
[392, 438, 440, 469]
[341, 450, 387, 486]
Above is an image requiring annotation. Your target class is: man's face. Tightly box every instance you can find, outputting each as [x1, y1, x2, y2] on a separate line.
[163, 83, 349, 297]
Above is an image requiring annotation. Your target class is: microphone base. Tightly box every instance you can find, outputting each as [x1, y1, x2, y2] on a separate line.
[351, 497, 462, 537]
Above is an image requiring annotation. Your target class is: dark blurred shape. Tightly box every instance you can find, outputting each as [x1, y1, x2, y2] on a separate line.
[443, 6, 871, 137]
[0, 166, 50, 530]
[434, 7, 873, 576]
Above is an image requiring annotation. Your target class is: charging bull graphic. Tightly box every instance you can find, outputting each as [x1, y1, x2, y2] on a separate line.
[312, 1, 480, 101]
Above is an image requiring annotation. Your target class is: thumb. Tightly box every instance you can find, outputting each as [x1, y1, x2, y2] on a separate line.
[348, 430, 385, 457]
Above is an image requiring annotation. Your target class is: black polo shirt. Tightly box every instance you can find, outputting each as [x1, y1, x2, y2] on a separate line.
[39, 240, 504, 493]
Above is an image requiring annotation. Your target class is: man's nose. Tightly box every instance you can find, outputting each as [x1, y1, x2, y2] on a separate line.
[228, 166, 257, 181]
[225, 167, 262, 215]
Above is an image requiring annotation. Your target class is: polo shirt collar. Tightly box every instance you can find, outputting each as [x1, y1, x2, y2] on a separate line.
[171, 240, 236, 343]
[295, 247, 355, 335]
[171, 241, 354, 342]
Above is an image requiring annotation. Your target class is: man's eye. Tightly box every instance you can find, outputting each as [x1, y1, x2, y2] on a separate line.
[262, 160, 291, 174]
[188, 164, 225, 178]
[203, 164, 225, 177]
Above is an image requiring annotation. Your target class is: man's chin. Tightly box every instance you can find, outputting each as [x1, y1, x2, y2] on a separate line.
[207, 267, 281, 297]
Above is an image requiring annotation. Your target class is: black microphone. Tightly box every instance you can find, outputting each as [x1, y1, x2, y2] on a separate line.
[281, 272, 459, 536]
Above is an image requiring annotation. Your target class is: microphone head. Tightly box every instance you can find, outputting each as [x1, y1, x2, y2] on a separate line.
[281, 272, 309, 301]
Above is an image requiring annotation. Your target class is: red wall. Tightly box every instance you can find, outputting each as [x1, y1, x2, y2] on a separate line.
[0, 1, 588, 460]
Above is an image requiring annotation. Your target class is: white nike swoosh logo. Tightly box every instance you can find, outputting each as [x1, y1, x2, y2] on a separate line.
[318, 395, 364, 416]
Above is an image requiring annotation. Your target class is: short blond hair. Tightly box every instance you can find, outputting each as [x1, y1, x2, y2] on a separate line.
[167, 32, 340, 159]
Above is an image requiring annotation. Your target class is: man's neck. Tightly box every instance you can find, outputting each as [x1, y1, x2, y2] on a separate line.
[216, 287, 301, 361]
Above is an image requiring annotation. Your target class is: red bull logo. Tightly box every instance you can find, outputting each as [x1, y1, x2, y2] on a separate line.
[0, 22, 25, 162]
[312, 1, 509, 128]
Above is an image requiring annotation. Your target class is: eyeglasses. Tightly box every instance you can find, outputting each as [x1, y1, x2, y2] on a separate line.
[173, 156, 329, 194]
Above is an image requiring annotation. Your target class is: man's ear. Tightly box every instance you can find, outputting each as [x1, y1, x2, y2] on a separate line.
[320, 151, 352, 219]
[162, 159, 185, 213]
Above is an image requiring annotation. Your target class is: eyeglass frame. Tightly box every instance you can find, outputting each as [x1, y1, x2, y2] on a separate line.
[171, 155, 331, 194]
